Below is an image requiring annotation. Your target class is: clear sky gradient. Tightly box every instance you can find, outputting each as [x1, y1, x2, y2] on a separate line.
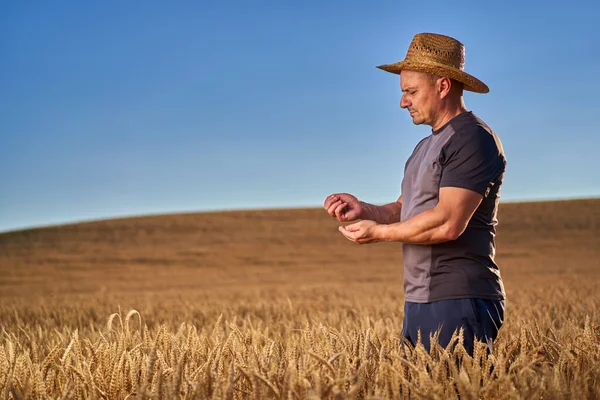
[1, 1, 599, 233]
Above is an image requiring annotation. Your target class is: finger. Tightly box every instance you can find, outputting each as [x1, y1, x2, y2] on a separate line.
[324, 194, 338, 209]
[338, 226, 356, 241]
[344, 222, 360, 232]
[327, 200, 343, 216]
[334, 202, 347, 220]
[323, 194, 335, 209]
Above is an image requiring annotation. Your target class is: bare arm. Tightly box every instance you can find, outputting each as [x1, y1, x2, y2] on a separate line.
[324, 193, 401, 224]
[376, 187, 482, 244]
[359, 195, 402, 224]
[339, 187, 483, 245]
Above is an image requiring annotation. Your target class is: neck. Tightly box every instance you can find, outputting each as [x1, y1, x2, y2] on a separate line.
[431, 100, 467, 131]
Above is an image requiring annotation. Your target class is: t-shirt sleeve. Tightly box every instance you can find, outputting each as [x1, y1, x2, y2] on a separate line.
[439, 128, 505, 197]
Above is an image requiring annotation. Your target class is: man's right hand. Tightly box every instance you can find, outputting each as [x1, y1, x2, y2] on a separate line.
[324, 193, 363, 222]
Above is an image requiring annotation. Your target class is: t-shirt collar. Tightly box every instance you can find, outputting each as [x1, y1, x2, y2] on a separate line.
[432, 111, 472, 135]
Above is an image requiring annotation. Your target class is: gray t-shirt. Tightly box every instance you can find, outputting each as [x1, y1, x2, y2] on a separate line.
[400, 111, 506, 303]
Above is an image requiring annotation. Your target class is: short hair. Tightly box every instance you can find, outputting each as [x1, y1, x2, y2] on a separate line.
[427, 74, 464, 92]
[426, 74, 441, 86]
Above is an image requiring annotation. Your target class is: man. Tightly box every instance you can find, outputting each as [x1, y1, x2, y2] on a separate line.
[324, 33, 506, 356]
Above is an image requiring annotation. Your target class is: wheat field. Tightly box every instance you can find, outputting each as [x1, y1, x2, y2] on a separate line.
[1, 199, 599, 399]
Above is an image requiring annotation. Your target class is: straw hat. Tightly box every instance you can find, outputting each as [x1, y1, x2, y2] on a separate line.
[377, 33, 489, 94]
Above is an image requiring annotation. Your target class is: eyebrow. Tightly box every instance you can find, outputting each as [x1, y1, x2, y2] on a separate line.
[401, 86, 418, 92]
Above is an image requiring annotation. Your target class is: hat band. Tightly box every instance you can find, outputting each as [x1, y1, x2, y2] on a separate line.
[402, 56, 464, 74]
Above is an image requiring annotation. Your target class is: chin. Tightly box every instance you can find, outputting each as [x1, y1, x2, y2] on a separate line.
[411, 117, 425, 125]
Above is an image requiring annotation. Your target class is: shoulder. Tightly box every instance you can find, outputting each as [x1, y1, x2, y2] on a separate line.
[438, 113, 506, 195]
[442, 112, 505, 161]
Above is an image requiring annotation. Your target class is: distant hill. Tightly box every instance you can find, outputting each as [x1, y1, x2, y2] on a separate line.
[1, 198, 598, 299]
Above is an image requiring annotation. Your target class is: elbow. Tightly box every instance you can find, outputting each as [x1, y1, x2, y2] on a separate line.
[439, 222, 464, 242]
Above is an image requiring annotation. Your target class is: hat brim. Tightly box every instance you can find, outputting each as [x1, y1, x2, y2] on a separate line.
[376, 60, 489, 94]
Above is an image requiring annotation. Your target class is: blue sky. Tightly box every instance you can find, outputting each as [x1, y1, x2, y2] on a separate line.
[1, 0, 599, 233]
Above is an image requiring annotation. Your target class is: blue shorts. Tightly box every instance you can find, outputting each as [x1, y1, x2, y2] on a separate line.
[401, 298, 505, 356]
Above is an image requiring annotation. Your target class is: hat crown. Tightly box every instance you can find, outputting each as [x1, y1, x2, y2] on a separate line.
[405, 33, 465, 71]
[375, 32, 488, 93]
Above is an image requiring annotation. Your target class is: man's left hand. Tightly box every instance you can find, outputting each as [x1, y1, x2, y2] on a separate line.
[338, 220, 381, 244]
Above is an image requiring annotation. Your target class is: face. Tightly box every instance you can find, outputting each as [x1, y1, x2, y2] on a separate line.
[399, 70, 441, 127]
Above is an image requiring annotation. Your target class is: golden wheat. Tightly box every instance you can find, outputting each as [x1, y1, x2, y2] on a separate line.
[1, 282, 599, 399]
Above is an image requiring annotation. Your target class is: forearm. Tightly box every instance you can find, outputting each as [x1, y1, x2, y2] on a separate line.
[375, 206, 460, 244]
[359, 201, 401, 224]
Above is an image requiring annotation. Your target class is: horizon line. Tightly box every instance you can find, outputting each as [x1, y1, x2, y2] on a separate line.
[1, 194, 599, 235]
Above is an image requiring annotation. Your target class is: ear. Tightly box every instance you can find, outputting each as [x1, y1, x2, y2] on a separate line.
[438, 77, 452, 99]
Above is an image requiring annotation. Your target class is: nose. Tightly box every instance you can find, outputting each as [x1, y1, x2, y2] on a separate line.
[400, 94, 410, 109]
